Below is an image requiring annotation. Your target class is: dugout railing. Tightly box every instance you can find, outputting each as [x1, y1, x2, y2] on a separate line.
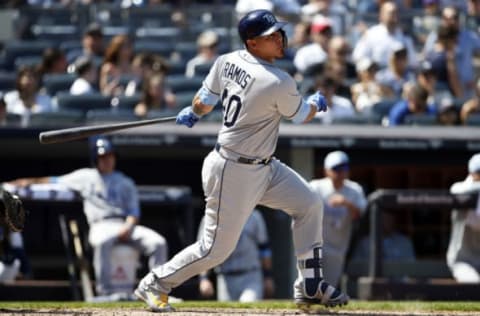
[348, 189, 480, 300]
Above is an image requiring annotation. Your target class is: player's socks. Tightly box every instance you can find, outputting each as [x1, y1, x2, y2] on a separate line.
[294, 246, 349, 307]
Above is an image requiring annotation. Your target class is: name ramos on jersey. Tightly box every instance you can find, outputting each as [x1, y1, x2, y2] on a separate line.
[222, 62, 252, 89]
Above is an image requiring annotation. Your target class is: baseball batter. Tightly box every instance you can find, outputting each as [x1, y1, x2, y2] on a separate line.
[135, 9, 349, 312]
[9, 137, 168, 295]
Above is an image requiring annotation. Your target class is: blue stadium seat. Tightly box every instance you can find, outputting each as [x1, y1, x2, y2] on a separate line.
[403, 114, 438, 126]
[85, 109, 138, 124]
[42, 73, 77, 97]
[465, 113, 480, 126]
[56, 92, 112, 113]
[146, 109, 178, 119]
[0, 72, 17, 92]
[14, 56, 42, 70]
[2, 41, 53, 71]
[31, 25, 80, 45]
[371, 99, 400, 118]
[166, 75, 203, 93]
[134, 41, 175, 59]
[193, 62, 214, 77]
[331, 114, 381, 125]
[28, 110, 85, 127]
[175, 91, 196, 108]
[111, 94, 141, 110]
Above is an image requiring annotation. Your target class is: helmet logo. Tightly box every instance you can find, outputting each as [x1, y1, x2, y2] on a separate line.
[263, 13, 276, 24]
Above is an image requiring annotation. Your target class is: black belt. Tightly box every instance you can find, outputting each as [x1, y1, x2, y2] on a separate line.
[215, 144, 272, 165]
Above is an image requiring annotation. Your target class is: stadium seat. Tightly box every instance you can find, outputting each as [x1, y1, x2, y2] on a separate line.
[135, 27, 181, 43]
[0, 72, 17, 92]
[134, 41, 175, 59]
[14, 56, 42, 70]
[331, 114, 381, 125]
[175, 91, 196, 107]
[31, 25, 80, 45]
[146, 109, 178, 119]
[166, 75, 203, 93]
[404, 114, 438, 126]
[193, 62, 214, 77]
[42, 74, 77, 97]
[85, 109, 138, 124]
[175, 42, 198, 62]
[111, 94, 141, 110]
[2, 41, 53, 71]
[371, 99, 400, 119]
[28, 110, 85, 127]
[56, 92, 113, 113]
[465, 113, 480, 126]
[128, 6, 175, 29]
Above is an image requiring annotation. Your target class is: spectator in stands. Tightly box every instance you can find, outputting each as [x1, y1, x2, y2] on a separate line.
[448, 153, 480, 283]
[387, 83, 436, 126]
[351, 58, 391, 113]
[412, 0, 441, 46]
[313, 75, 356, 124]
[424, 24, 464, 99]
[185, 30, 220, 78]
[294, 15, 332, 76]
[124, 52, 170, 97]
[351, 209, 416, 261]
[403, 60, 438, 106]
[4, 66, 54, 125]
[460, 79, 480, 125]
[423, 5, 480, 98]
[99, 35, 134, 96]
[197, 209, 274, 302]
[352, 1, 418, 69]
[134, 73, 176, 118]
[327, 36, 356, 81]
[310, 151, 368, 287]
[287, 20, 311, 58]
[37, 47, 68, 79]
[375, 42, 416, 98]
[300, 0, 348, 35]
[67, 22, 104, 65]
[7, 136, 169, 296]
[70, 57, 98, 95]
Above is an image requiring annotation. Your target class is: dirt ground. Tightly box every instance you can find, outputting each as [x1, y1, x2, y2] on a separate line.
[0, 308, 478, 316]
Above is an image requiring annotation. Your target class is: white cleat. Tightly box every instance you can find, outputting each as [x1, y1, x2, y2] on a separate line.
[134, 272, 175, 313]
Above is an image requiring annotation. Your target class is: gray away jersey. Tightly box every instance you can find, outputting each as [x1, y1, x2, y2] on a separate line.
[203, 49, 302, 159]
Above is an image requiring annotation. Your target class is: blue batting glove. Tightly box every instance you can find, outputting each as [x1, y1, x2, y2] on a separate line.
[176, 106, 200, 128]
[306, 92, 328, 112]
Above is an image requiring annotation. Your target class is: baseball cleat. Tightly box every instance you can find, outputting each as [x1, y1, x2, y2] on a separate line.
[294, 279, 349, 310]
[134, 272, 174, 313]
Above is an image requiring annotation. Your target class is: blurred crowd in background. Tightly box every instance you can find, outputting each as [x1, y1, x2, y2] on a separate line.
[0, 0, 479, 128]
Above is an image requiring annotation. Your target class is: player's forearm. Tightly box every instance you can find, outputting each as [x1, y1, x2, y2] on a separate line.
[302, 104, 318, 123]
[192, 95, 214, 116]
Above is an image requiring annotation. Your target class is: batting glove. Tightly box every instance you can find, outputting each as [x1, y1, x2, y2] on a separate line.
[306, 92, 328, 112]
[176, 106, 200, 128]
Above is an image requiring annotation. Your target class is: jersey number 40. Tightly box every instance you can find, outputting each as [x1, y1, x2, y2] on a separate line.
[221, 88, 242, 127]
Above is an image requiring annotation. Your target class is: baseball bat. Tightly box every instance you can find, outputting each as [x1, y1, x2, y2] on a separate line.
[39, 116, 177, 144]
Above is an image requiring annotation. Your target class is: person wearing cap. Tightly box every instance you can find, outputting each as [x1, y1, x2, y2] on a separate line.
[7, 136, 168, 297]
[185, 30, 220, 78]
[293, 14, 332, 75]
[70, 56, 98, 95]
[309, 151, 368, 287]
[448, 153, 480, 283]
[352, 1, 418, 69]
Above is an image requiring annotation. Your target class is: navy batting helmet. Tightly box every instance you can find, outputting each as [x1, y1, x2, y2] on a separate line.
[238, 9, 287, 44]
[89, 136, 115, 165]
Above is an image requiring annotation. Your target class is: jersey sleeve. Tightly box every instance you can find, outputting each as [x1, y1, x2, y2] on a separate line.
[56, 168, 91, 192]
[274, 76, 302, 117]
[202, 55, 223, 95]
